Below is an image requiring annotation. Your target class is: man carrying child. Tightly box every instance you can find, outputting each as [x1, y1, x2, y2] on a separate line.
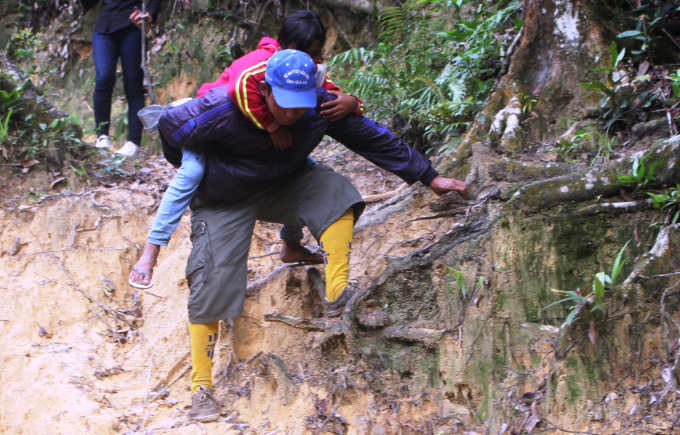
[154, 49, 467, 421]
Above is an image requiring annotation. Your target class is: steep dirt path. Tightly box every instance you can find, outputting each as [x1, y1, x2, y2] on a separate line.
[0, 142, 461, 434]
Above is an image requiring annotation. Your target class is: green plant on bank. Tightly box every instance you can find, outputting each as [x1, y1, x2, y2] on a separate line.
[647, 184, 680, 224]
[580, 42, 659, 132]
[0, 110, 14, 144]
[447, 267, 485, 300]
[518, 92, 537, 114]
[615, 151, 661, 188]
[0, 79, 27, 113]
[329, 0, 521, 148]
[20, 115, 82, 160]
[616, 4, 671, 63]
[551, 129, 592, 164]
[69, 161, 91, 186]
[542, 242, 630, 345]
[98, 152, 127, 176]
[592, 131, 617, 164]
[11, 28, 44, 61]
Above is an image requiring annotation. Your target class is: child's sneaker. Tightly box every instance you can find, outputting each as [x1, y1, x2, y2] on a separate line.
[95, 135, 110, 149]
[115, 141, 139, 157]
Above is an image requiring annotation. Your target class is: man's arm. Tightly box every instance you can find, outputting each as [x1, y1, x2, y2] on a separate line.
[158, 87, 237, 151]
[324, 109, 467, 198]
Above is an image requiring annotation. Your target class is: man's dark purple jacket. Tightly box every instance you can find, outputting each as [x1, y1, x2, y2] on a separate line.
[158, 87, 439, 206]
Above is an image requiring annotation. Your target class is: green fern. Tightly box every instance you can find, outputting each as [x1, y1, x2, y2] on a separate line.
[329, 0, 521, 150]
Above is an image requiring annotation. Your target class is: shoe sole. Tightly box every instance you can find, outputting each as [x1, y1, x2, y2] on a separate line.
[129, 278, 154, 289]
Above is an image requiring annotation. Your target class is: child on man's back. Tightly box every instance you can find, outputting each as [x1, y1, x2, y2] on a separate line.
[129, 10, 364, 289]
[196, 10, 364, 150]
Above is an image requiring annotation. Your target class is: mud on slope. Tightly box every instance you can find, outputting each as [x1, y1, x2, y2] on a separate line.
[0, 140, 463, 435]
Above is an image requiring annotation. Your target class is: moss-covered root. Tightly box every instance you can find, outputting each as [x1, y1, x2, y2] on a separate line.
[618, 223, 680, 300]
[504, 140, 680, 211]
[490, 158, 575, 183]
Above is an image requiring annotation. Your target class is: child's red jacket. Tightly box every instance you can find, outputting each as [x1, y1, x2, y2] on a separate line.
[196, 37, 364, 133]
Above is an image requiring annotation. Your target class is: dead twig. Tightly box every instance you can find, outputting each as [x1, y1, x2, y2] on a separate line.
[142, 289, 163, 298]
[248, 250, 281, 260]
[500, 27, 524, 76]
[466, 314, 490, 363]
[246, 265, 289, 293]
[146, 365, 192, 405]
[17, 249, 71, 258]
[247, 351, 264, 364]
[144, 357, 154, 404]
[542, 418, 603, 435]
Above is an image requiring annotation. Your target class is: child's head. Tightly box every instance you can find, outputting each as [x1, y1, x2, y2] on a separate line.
[278, 10, 326, 64]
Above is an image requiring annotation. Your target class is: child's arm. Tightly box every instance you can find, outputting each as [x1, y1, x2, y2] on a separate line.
[320, 75, 365, 121]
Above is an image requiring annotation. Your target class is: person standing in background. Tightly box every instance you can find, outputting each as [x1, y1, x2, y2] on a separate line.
[80, 0, 161, 156]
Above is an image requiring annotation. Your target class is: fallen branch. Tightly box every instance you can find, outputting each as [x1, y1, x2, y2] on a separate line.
[146, 365, 192, 405]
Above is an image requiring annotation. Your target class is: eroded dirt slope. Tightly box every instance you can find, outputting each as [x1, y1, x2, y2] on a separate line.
[0, 141, 461, 435]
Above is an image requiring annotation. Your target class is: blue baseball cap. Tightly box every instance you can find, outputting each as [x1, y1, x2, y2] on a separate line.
[265, 49, 317, 109]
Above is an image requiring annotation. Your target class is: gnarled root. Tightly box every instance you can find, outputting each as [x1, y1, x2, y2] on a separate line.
[263, 313, 337, 331]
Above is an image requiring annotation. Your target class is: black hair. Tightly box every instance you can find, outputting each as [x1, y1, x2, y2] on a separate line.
[278, 10, 326, 52]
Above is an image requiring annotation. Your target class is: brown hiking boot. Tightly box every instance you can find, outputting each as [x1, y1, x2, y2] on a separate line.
[188, 385, 220, 422]
[324, 286, 355, 317]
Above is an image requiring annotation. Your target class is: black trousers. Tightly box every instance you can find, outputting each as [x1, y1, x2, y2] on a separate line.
[92, 24, 145, 145]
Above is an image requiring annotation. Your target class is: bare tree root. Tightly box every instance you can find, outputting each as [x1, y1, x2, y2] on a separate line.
[264, 313, 337, 331]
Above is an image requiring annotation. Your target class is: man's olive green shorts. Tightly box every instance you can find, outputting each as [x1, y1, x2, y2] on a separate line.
[186, 164, 365, 324]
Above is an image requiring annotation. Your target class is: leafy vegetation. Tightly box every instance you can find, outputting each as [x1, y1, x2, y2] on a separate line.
[329, 0, 521, 149]
[647, 184, 680, 224]
[580, 42, 660, 132]
[542, 242, 630, 345]
[447, 267, 484, 300]
[615, 151, 662, 188]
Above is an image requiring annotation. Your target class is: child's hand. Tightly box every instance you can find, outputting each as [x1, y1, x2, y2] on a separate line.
[320, 91, 358, 121]
[270, 126, 293, 150]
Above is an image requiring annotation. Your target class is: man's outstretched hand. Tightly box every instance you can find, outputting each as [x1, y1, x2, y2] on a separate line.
[429, 176, 469, 199]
